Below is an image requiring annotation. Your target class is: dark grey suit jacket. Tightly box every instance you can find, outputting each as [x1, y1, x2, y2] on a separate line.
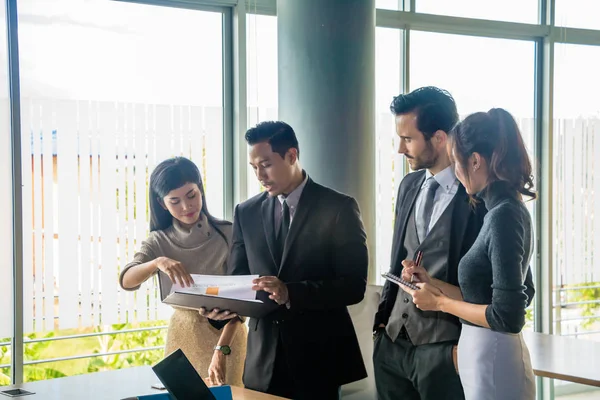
[229, 177, 368, 391]
[374, 169, 487, 330]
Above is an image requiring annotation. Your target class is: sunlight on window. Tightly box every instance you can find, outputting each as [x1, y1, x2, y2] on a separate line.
[376, 0, 404, 11]
[553, 43, 600, 342]
[555, 0, 600, 30]
[246, 14, 278, 199]
[411, 32, 535, 120]
[417, 0, 539, 24]
[375, 27, 405, 281]
[15, 0, 225, 382]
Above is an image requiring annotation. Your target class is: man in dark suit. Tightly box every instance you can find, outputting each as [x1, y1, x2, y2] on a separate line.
[229, 121, 368, 399]
[373, 87, 486, 400]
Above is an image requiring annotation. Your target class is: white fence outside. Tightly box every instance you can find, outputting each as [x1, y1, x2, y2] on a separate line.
[3, 99, 599, 338]
[19, 98, 223, 332]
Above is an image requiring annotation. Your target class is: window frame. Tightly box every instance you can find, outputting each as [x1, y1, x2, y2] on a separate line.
[2, 2, 600, 398]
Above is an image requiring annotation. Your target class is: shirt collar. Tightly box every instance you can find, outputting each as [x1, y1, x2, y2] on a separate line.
[278, 171, 308, 210]
[424, 165, 457, 193]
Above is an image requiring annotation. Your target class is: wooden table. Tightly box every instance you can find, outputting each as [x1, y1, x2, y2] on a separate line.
[523, 331, 600, 387]
[0, 366, 286, 399]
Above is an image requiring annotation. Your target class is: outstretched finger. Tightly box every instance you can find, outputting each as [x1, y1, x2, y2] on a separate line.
[177, 267, 193, 287]
[175, 270, 187, 287]
[208, 369, 217, 386]
[167, 270, 178, 286]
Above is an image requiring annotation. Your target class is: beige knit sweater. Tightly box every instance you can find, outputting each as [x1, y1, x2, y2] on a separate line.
[120, 214, 247, 387]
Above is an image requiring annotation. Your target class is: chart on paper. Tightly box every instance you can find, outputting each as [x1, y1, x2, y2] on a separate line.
[171, 274, 261, 302]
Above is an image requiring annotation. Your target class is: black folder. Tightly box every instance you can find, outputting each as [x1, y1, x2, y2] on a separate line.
[158, 272, 279, 318]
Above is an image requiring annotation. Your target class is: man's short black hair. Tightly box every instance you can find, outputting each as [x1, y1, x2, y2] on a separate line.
[245, 121, 300, 159]
[390, 86, 459, 140]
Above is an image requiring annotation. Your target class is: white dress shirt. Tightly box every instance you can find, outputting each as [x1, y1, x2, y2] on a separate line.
[414, 165, 459, 235]
[275, 172, 309, 234]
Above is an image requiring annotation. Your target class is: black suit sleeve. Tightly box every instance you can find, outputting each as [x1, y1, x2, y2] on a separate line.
[286, 197, 368, 310]
[227, 204, 250, 276]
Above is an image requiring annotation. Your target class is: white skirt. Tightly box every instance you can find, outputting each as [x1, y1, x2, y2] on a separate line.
[458, 324, 535, 400]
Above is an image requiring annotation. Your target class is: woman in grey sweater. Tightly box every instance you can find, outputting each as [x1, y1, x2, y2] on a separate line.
[119, 157, 246, 387]
[399, 108, 536, 399]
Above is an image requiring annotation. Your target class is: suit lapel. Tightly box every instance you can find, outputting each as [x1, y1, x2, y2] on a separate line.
[261, 196, 279, 272]
[391, 172, 425, 272]
[279, 178, 318, 273]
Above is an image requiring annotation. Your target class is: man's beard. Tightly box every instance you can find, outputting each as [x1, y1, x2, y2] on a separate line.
[407, 142, 437, 171]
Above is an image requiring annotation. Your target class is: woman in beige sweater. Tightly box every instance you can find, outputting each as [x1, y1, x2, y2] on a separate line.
[119, 157, 247, 387]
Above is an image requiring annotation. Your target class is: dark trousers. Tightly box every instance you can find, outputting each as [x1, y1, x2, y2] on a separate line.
[267, 338, 341, 400]
[373, 331, 464, 400]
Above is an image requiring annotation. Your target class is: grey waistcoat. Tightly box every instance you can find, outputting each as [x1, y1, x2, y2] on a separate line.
[386, 196, 461, 345]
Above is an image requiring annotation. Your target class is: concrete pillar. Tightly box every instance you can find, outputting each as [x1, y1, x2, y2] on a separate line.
[277, 0, 376, 280]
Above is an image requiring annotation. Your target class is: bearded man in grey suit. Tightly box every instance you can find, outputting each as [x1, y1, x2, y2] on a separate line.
[373, 87, 486, 400]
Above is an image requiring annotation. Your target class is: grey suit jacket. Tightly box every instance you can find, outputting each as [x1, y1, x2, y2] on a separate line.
[374, 169, 487, 330]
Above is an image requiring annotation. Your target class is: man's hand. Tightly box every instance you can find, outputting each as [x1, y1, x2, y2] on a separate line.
[252, 276, 289, 305]
[207, 351, 227, 386]
[198, 308, 238, 321]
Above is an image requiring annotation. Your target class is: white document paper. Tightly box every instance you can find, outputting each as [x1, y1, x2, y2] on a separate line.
[171, 274, 261, 302]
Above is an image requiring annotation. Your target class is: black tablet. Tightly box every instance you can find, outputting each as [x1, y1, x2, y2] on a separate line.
[152, 349, 216, 400]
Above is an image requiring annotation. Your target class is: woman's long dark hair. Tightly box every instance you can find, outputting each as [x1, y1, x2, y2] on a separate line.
[449, 108, 536, 200]
[149, 157, 230, 244]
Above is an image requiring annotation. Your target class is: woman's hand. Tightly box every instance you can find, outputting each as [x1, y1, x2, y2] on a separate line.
[207, 351, 227, 386]
[400, 282, 447, 312]
[155, 257, 193, 287]
[401, 260, 432, 284]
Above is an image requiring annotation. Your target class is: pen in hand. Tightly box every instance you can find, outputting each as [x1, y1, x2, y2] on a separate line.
[411, 251, 423, 283]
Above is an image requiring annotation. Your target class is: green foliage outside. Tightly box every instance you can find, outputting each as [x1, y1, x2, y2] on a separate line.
[0, 320, 167, 386]
[566, 282, 600, 329]
[525, 305, 534, 325]
[1, 283, 599, 386]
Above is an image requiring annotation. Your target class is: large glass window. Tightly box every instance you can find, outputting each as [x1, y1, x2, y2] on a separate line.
[553, 43, 600, 342]
[1, 0, 13, 386]
[377, 0, 538, 24]
[375, 27, 406, 280]
[410, 32, 536, 151]
[410, 31, 537, 328]
[416, 0, 539, 24]
[555, 0, 600, 30]
[376, 0, 404, 11]
[16, 0, 224, 381]
[246, 14, 277, 199]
